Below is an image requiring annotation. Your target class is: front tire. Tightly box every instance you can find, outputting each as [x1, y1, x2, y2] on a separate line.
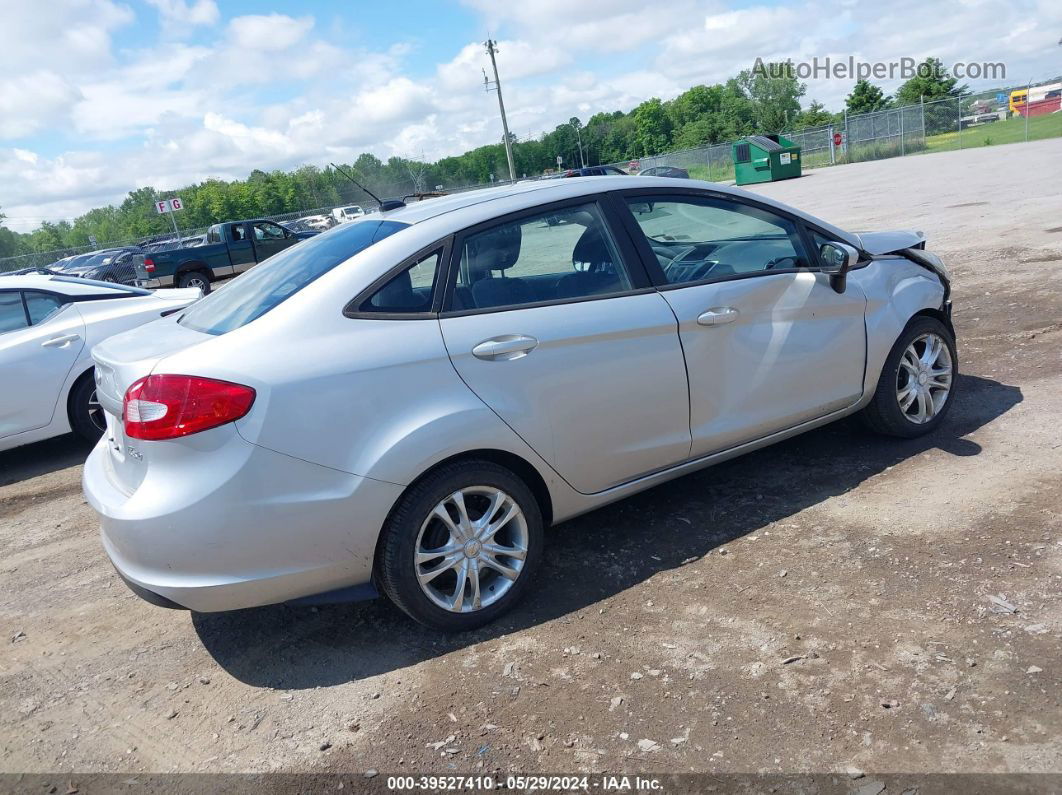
[376, 460, 544, 631]
[69, 372, 106, 443]
[861, 316, 957, 438]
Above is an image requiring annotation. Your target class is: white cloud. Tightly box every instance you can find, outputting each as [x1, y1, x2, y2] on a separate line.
[0, 71, 83, 138]
[145, 0, 220, 27]
[227, 13, 314, 51]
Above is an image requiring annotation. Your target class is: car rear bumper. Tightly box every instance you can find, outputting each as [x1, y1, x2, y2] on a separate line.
[82, 432, 404, 613]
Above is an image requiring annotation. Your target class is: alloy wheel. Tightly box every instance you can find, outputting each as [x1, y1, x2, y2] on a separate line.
[414, 486, 528, 613]
[87, 389, 106, 433]
[896, 332, 953, 424]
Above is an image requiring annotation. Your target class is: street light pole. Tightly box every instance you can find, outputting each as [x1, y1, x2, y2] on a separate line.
[484, 39, 517, 183]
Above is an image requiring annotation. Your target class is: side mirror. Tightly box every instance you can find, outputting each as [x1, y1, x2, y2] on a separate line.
[819, 241, 860, 293]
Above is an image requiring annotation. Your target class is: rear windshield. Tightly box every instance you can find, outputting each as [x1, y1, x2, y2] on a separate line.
[179, 219, 408, 335]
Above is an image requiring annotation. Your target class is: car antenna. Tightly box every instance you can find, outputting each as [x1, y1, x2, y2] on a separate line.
[330, 162, 405, 212]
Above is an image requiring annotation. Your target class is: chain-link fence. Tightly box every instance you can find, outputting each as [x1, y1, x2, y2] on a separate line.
[611, 84, 1061, 183]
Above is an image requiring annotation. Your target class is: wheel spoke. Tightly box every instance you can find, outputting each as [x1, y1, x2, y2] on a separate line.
[468, 560, 482, 610]
[431, 504, 462, 542]
[416, 544, 459, 564]
[450, 560, 469, 611]
[915, 389, 932, 422]
[920, 336, 940, 368]
[450, 491, 474, 536]
[900, 350, 920, 376]
[479, 503, 520, 541]
[417, 553, 461, 585]
[899, 385, 918, 411]
[479, 490, 506, 528]
[483, 542, 526, 561]
[481, 554, 520, 581]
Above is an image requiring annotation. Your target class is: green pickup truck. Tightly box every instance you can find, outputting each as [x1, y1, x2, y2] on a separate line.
[135, 219, 317, 293]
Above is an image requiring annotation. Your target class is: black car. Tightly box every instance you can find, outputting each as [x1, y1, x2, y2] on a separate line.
[558, 166, 628, 177]
[49, 247, 143, 285]
[638, 165, 691, 179]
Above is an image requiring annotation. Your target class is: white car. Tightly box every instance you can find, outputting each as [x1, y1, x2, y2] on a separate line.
[332, 205, 365, 224]
[84, 177, 955, 630]
[0, 274, 200, 452]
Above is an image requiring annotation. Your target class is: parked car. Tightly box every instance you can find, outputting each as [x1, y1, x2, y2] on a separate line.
[332, 205, 365, 223]
[136, 218, 315, 293]
[279, 219, 323, 236]
[301, 214, 335, 230]
[84, 176, 955, 630]
[558, 166, 628, 177]
[48, 247, 143, 285]
[638, 165, 691, 179]
[0, 275, 200, 452]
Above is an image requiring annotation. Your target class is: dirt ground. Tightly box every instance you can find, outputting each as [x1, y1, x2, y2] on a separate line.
[1, 139, 1061, 782]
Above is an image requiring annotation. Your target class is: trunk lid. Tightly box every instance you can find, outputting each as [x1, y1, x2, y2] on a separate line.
[92, 317, 213, 494]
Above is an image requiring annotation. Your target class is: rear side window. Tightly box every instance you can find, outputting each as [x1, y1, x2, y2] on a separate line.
[0, 292, 28, 333]
[179, 220, 408, 335]
[357, 250, 442, 315]
[24, 291, 64, 324]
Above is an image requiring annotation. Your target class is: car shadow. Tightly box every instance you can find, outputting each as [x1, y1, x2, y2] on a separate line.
[193, 373, 1020, 689]
[0, 434, 94, 489]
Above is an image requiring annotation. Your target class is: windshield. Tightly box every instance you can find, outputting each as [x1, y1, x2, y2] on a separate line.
[179, 219, 409, 335]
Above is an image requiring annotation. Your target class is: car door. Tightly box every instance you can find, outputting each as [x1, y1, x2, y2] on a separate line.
[228, 223, 256, 273]
[617, 191, 867, 458]
[0, 290, 86, 439]
[251, 221, 296, 264]
[438, 198, 692, 494]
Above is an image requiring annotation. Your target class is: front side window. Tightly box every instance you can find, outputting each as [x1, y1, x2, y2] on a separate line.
[180, 220, 409, 335]
[625, 196, 810, 284]
[24, 292, 64, 324]
[450, 202, 633, 311]
[254, 222, 286, 241]
[357, 250, 441, 314]
[0, 292, 28, 334]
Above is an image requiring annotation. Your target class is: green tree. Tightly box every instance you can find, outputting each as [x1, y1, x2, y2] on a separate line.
[895, 58, 967, 105]
[632, 98, 673, 156]
[845, 79, 890, 114]
[793, 100, 836, 129]
[737, 62, 806, 132]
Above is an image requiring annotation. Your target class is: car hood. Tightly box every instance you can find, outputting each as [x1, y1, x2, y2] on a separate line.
[855, 229, 926, 255]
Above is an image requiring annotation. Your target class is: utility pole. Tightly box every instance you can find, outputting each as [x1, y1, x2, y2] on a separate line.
[483, 39, 516, 183]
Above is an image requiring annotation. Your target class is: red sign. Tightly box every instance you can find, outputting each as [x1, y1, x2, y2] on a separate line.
[628, 160, 640, 172]
[833, 132, 843, 147]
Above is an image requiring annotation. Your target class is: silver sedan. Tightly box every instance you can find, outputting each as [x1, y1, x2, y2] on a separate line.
[83, 177, 956, 630]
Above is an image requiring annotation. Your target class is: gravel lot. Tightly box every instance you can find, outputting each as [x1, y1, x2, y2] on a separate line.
[2, 139, 1060, 779]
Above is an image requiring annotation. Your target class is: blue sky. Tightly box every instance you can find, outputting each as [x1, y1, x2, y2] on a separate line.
[2, 0, 1060, 230]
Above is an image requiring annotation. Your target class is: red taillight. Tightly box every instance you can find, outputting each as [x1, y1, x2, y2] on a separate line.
[123, 375, 255, 441]
[143, 257, 155, 273]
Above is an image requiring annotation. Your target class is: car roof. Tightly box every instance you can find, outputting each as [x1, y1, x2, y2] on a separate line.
[374, 175, 859, 246]
[0, 274, 142, 295]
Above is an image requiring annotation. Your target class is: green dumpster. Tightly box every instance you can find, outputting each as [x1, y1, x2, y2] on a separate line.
[733, 134, 802, 185]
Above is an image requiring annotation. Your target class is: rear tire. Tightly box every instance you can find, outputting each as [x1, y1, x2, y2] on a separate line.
[861, 316, 957, 438]
[376, 460, 544, 631]
[69, 371, 106, 443]
[177, 270, 211, 294]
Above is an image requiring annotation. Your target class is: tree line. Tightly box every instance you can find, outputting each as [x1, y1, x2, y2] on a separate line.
[1, 59, 970, 260]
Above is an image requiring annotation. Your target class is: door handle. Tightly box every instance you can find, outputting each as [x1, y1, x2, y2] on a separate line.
[472, 334, 539, 361]
[696, 307, 739, 326]
[41, 333, 81, 348]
